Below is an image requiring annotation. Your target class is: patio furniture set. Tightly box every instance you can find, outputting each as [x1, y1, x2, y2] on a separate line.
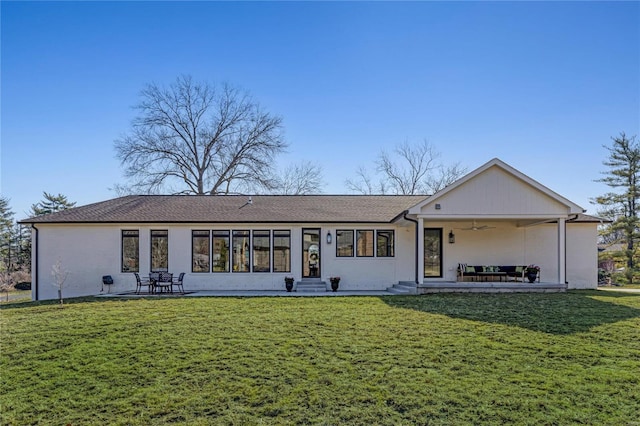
[134, 272, 185, 294]
[457, 264, 539, 282]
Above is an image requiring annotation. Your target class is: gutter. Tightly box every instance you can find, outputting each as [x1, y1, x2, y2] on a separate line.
[403, 211, 419, 284]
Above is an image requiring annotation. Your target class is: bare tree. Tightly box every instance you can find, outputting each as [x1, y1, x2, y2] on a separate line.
[346, 140, 466, 195]
[115, 76, 287, 195]
[345, 166, 388, 195]
[51, 259, 69, 306]
[272, 161, 325, 195]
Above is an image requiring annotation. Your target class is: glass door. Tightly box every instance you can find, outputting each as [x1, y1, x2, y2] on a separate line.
[424, 228, 443, 278]
[302, 228, 321, 278]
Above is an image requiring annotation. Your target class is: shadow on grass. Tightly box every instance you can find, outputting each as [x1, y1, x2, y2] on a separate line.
[381, 291, 640, 335]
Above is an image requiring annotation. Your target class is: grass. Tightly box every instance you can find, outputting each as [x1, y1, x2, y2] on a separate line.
[0, 290, 30, 304]
[1, 291, 639, 425]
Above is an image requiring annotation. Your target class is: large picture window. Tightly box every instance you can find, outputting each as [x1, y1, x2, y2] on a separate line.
[151, 230, 169, 272]
[121, 230, 139, 272]
[212, 230, 230, 272]
[356, 230, 374, 257]
[192, 230, 210, 273]
[336, 230, 354, 257]
[232, 230, 250, 272]
[376, 230, 395, 257]
[424, 228, 442, 278]
[252, 230, 271, 272]
[273, 230, 291, 272]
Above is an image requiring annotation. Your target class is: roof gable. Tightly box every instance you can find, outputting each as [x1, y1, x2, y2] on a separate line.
[408, 158, 585, 217]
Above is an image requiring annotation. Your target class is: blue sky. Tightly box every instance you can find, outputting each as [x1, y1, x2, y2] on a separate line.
[2, 1, 639, 219]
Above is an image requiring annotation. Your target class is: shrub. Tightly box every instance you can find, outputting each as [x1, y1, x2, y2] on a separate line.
[15, 282, 31, 291]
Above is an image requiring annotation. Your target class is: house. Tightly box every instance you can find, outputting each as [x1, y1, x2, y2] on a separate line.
[20, 158, 601, 300]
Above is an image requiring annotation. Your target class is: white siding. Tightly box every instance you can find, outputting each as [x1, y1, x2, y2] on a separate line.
[566, 224, 598, 289]
[419, 167, 570, 217]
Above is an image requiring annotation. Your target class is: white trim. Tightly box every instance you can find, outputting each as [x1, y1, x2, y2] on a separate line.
[417, 217, 424, 284]
[558, 218, 566, 284]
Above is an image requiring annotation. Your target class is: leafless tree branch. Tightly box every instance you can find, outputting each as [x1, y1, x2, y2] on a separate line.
[272, 161, 325, 195]
[115, 76, 287, 195]
[347, 139, 466, 195]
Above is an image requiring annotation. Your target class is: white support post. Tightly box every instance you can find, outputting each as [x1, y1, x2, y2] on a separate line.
[558, 218, 566, 284]
[417, 217, 424, 284]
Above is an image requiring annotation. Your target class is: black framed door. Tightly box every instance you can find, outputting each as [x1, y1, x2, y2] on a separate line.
[424, 228, 443, 278]
[302, 228, 321, 278]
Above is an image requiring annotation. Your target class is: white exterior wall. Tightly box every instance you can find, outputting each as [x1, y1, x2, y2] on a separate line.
[34, 224, 123, 300]
[428, 221, 540, 282]
[32, 222, 414, 300]
[566, 223, 598, 289]
[425, 221, 597, 288]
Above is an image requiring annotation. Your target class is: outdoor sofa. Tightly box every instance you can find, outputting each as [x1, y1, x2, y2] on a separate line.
[457, 264, 528, 282]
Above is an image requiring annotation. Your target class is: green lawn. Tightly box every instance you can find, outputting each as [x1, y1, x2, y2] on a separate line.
[1, 291, 639, 425]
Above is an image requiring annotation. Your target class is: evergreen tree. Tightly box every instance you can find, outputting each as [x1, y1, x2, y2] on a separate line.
[0, 197, 15, 272]
[595, 132, 640, 284]
[30, 192, 76, 217]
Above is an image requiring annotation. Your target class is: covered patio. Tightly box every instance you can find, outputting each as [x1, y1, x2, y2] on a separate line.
[404, 159, 598, 289]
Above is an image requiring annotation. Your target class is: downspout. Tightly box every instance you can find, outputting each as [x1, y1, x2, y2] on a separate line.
[403, 212, 420, 284]
[31, 224, 39, 301]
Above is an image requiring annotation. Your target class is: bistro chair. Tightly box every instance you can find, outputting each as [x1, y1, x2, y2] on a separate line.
[171, 272, 185, 294]
[134, 272, 154, 294]
[154, 272, 173, 294]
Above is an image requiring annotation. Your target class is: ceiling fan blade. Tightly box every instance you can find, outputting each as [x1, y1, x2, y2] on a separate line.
[455, 222, 496, 231]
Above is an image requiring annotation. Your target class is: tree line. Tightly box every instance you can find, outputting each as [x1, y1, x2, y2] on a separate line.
[0, 193, 76, 293]
[1, 75, 635, 288]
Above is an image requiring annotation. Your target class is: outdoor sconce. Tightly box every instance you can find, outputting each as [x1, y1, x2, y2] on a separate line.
[326, 231, 333, 244]
[448, 230, 455, 244]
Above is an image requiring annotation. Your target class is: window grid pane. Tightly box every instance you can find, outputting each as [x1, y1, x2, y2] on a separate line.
[252, 230, 271, 272]
[356, 230, 374, 257]
[192, 230, 210, 273]
[151, 230, 168, 272]
[121, 230, 139, 272]
[336, 230, 354, 257]
[273, 230, 291, 272]
[212, 231, 230, 272]
[376, 230, 395, 257]
[232, 230, 250, 272]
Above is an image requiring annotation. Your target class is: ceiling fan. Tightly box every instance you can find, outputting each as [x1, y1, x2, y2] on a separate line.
[456, 221, 496, 231]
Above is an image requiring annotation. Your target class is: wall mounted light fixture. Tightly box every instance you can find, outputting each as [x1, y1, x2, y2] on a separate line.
[326, 231, 332, 244]
[448, 230, 455, 244]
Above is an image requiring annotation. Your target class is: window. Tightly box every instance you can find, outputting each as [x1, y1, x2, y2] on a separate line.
[212, 230, 230, 272]
[232, 230, 250, 272]
[252, 230, 271, 272]
[376, 230, 395, 257]
[121, 230, 139, 272]
[336, 230, 354, 257]
[424, 228, 442, 277]
[192, 230, 210, 273]
[356, 230, 374, 257]
[151, 230, 168, 272]
[273, 230, 291, 272]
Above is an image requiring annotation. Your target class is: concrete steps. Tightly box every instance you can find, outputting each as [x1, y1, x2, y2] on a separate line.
[296, 280, 327, 292]
[387, 281, 417, 295]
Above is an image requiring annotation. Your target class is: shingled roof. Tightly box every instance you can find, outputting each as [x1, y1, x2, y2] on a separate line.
[20, 195, 428, 224]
